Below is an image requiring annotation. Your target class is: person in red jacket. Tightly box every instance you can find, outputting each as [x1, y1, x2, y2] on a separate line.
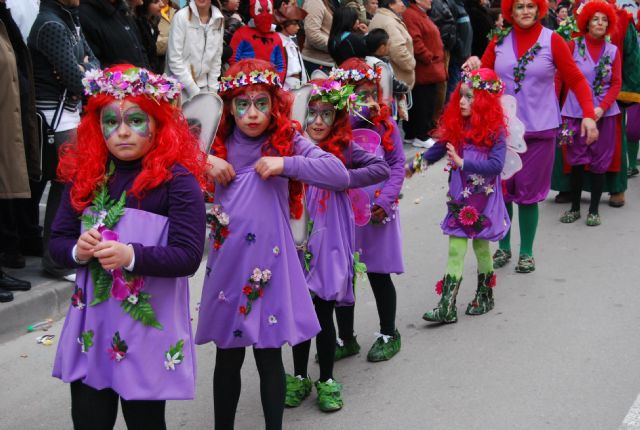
[402, 0, 447, 149]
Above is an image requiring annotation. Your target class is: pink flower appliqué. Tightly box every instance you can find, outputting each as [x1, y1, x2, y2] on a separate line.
[458, 206, 479, 226]
[111, 269, 144, 301]
[435, 280, 444, 295]
[98, 226, 119, 242]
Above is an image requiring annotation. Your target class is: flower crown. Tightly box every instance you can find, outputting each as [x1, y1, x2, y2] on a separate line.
[82, 68, 183, 102]
[219, 70, 282, 93]
[310, 80, 364, 112]
[461, 72, 505, 95]
[329, 66, 380, 83]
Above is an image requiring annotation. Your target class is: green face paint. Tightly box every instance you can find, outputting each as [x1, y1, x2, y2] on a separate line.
[306, 106, 336, 126]
[100, 105, 152, 141]
[100, 106, 120, 140]
[233, 94, 271, 118]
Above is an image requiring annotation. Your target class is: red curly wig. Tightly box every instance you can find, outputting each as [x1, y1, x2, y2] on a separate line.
[211, 59, 304, 219]
[338, 57, 396, 154]
[57, 64, 207, 213]
[434, 68, 508, 152]
[501, 0, 549, 25]
[576, 0, 617, 35]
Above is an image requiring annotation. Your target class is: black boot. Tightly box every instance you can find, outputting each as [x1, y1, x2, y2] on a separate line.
[0, 288, 13, 302]
[0, 270, 31, 291]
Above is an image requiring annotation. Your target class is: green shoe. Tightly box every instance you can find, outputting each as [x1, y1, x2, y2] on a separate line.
[586, 213, 601, 226]
[366, 330, 401, 362]
[560, 210, 581, 223]
[335, 336, 361, 361]
[466, 272, 495, 316]
[285, 374, 312, 408]
[315, 379, 343, 412]
[492, 249, 511, 269]
[422, 274, 461, 323]
[515, 255, 535, 273]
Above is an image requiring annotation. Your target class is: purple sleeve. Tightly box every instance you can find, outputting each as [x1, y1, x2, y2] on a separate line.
[422, 142, 447, 164]
[282, 133, 350, 191]
[49, 185, 84, 269]
[374, 120, 406, 216]
[347, 142, 390, 188]
[130, 171, 206, 277]
[462, 134, 506, 177]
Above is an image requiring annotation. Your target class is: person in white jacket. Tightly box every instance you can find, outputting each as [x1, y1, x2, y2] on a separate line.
[166, 0, 224, 100]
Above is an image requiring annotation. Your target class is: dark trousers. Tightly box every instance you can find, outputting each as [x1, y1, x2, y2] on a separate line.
[70, 381, 166, 430]
[403, 83, 438, 141]
[0, 194, 41, 255]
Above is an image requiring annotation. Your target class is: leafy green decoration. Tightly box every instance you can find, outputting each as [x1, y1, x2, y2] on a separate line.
[79, 330, 94, 353]
[103, 191, 126, 229]
[121, 292, 163, 329]
[89, 260, 113, 305]
[168, 339, 185, 358]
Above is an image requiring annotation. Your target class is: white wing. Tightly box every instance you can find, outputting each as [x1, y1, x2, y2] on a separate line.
[181, 92, 223, 154]
[499, 94, 527, 179]
[291, 84, 314, 127]
[501, 149, 523, 180]
[310, 69, 329, 80]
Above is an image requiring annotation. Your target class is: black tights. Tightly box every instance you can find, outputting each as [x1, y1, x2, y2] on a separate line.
[336, 272, 397, 339]
[213, 347, 285, 430]
[570, 165, 604, 214]
[292, 297, 336, 382]
[70, 381, 166, 430]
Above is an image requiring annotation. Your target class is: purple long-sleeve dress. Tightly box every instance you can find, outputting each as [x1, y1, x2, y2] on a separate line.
[49, 158, 206, 400]
[423, 136, 510, 241]
[195, 128, 350, 349]
[352, 118, 406, 274]
[303, 142, 390, 307]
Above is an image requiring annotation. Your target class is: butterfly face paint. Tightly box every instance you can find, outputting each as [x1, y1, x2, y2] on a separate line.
[101, 100, 157, 161]
[231, 91, 272, 138]
[306, 106, 336, 127]
[305, 101, 335, 143]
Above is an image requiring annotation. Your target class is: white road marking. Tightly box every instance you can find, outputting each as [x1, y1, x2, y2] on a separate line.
[620, 394, 640, 429]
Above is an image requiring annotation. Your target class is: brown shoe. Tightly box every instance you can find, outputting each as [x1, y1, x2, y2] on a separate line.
[608, 192, 625, 208]
[554, 191, 571, 204]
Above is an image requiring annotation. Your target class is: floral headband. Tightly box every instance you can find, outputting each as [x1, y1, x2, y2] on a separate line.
[310, 80, 365, 112]
[329, 66, 381, 84]
[461, 72, 505, 95]
[82, 68, 183, 102]
[219, 70, 282, 93]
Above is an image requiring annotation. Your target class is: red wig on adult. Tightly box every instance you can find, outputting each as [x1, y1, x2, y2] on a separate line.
[57, 64, 207, 213]
[211, 59, 304, 219]
[434, 68, 508, 151]
[338, 57, 396, 153]
[501, 0, 549, 24]
[576, 0, 617, 35]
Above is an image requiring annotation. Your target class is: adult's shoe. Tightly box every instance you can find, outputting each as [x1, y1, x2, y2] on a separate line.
[0, 288, 13, 303]
[609, 192, 625, 207]
[0, 270, 32, 291]
[554, 192, 571, 203]
[0, 252, 26, 269]
[412, 137, 436, 149]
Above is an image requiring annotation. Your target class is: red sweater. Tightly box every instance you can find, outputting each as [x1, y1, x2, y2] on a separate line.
[481, 22, 596, 119]
[403, 4, 447, 85]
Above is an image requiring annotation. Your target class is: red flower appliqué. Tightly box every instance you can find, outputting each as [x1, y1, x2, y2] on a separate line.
[242, 286, 253, 296]
[239, 305, 247, 315]
[435, 279, 444, 295]
[488, 273, 497, 288]
[458, 205, 479, 226]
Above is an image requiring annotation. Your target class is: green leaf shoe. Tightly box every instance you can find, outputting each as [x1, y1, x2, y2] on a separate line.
[366, 330, 401, 362]
[285, 374, 312, 408]
[492, 249, 512, 269]
[422, 274, 461, 323]
[315, 379, 343, 412]
[586, 213, 601, 226]
[315, 336, 361, 363]
[515, 255, 535, 273]
[466, 272, 495, 316]
[559, 210, 581, 223]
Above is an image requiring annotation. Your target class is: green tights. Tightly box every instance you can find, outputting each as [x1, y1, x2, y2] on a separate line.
[498, 202, 538, 257]
[446, 237, 493, 278]
[629, 140, 639, 171]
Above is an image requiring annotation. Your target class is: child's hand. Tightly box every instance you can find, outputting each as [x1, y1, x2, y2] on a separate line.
[371, 204, 387, 222]
[206, 155, 236, 186]
[93, 241, 134, 271]
[255, 157, 284, 179]
[76, 228, 101, 261]
[405, 164, 414, 178]
[446, 143, 463, 168]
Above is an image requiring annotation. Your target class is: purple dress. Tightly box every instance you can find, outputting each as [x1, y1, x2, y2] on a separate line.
[562, 38, 619, 174]
[195, 128, 350, 349]
[495, 27, 561, 204]
[303, 142, 390, 306]
[423, 137, 510, 241]
[49, 160, 206, 400]
[351, 118, 406, 274]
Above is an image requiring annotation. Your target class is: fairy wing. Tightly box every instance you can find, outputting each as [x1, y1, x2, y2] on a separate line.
[366, 57, 393, 106]
[291, 84, 314, 129]
[290, 203, 310, 246]
[347, 188, 372, 226]
[500, 94, 527, 179]
[352, 128, 382, 155]
[181, 92, 223, 154]
[310, 69, 329, 80]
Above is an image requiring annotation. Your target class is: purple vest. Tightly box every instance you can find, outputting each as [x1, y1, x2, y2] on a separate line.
[561, 38, 620, 118]
[494, 27, 561, 132]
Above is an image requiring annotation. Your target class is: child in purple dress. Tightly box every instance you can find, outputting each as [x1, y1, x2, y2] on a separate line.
[408, 68, 510, 323]
[285, 79, 390, 412]
[195, 59, 350, 430]
[49, 65, 206, 428]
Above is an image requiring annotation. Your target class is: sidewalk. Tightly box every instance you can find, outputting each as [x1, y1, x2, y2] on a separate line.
[0, 257, 73, 343]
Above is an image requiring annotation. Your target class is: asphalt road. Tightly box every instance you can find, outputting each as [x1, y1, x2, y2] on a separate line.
[1, 158, 639, 430]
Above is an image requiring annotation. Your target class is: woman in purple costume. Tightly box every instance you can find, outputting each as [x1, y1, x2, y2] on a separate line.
[559, 0, 621, 227]
[49, 65, 206, 429]
[285, 79, 390, 412]
[329, 57, 405, 363]
[195, 59, 349, 430]
[463, 0, 598, 273]
[408, 68, 510, 324]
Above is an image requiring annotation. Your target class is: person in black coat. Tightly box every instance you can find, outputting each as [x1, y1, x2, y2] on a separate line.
[464, 0, 494, 57]
[79, 0, 149, 67]
[328, 6, 368, 66]
[134, 0, 164, 73]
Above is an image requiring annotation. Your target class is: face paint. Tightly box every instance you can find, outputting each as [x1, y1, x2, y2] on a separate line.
[233, 94, 271, 118]
[306, 106, 336, 126]
[357, 89, 378, 102]
[100, 105, 152, 140]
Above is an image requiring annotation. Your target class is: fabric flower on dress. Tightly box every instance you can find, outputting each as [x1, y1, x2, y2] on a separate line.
[272, 246, 280, 256]
[207, 204, 231, 251]
[164, 339, 185, 371]
[458, 206, 480, 226]
[108, 331, 128, 362]
[218, 291, 227, 301]
[240, 267, 272, 318]
[245, 233, 256, 243]
[77, 330, 94, 353]
[513, 43, 541, 93]
[71, 286, 85, 310]
[461, 187, 472, 199]
[484, 184, 495, 195]
[469, 174, 485, 186]
[268, 315, 278, 325]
